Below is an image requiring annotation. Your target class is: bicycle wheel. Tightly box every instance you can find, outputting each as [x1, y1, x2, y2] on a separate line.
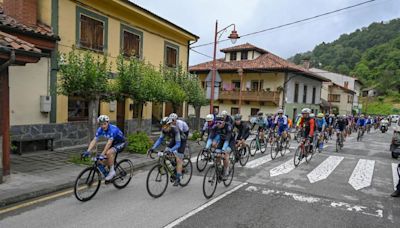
[271, 140, 279, 160]
[336, 138, 340, 152]
[249, 139, 257, 156]
[317, 139, 323, 153]
[296, 132, 302, 143]
[357, 131, 361, 141]
[305, 146, 313, 163]
[180, 158, 193, 187]
[223, 159, 235, 187]
[74, 167, 101, 202]
[203, 165, 218, 199]
[294, 147, 302, 167]
[260, 138, 267, 153]
[146, 164, 168, 198]
[239, 146, 250, 167]
[281, 138, 289, 156]
[113, 159, 134, 189]
[196, 149, 209, 172]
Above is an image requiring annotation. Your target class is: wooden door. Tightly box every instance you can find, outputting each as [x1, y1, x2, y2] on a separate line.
[117, 99, 125, 132]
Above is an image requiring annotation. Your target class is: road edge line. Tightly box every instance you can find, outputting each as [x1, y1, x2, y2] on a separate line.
[163, 182, 248, 228]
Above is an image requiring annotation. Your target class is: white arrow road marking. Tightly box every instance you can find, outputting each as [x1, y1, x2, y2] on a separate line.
[270, 158, 305, 177]
[348, 159, 375, 190]
[392, 163, 399, 191]
[307, 156, 344, 183]
[245, 185, 383, 218]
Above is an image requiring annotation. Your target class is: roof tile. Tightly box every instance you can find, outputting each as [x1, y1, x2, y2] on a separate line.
[0, 31, 42, 53]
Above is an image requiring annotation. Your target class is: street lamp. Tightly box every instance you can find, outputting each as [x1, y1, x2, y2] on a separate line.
[209, 21, 240, 114]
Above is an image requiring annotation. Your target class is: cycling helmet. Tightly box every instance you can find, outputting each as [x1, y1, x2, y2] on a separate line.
[301, 108, 311, 114]
[221, 110, 228, 117]
[234, 114, 242, 121]
[257, 111, 263, 116]
[215, 114, 224, 122]
[317, 113, 324, 118]
[169, 113, 178, 121]
[277, 109, 284, 114]
[160, 117, 171, 125]
[205, 114, 214, 122]
[310, 113, 315, 118]
[97, 115, 110, 123]
[342, 114, 347, 118]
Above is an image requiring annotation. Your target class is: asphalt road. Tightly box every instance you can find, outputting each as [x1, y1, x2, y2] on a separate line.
[1, 127, 399, 228]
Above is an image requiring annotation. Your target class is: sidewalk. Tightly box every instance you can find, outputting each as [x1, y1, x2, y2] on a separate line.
[0, 141, 201, 207]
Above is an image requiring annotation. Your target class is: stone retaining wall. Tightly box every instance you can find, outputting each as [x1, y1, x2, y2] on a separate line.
[125, 119, 152, 134]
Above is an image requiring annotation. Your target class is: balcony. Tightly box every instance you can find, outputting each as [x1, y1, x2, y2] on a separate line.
[219, 90, 280, 105]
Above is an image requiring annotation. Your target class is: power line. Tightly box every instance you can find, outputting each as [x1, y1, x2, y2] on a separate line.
[191, 0, 378, 49]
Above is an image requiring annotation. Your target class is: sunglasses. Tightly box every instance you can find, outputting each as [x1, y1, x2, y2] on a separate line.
[216, 121, 224, 125]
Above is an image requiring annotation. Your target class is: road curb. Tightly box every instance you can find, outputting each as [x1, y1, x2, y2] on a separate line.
[0, 158, 158, 208]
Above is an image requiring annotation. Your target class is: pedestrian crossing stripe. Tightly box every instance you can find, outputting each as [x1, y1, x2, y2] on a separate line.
[348, 159, 375, 190]
[392, 163, 399, 191]
[307, 156, 344, 183]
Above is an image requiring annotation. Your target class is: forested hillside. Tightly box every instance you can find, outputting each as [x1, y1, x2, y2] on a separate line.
[290, 18, 400, 95]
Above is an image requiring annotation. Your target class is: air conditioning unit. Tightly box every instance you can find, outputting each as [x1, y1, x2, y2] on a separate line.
[40, 95, 51, 113]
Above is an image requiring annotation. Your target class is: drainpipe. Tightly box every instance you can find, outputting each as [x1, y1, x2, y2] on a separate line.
[1, 50, 15, 177]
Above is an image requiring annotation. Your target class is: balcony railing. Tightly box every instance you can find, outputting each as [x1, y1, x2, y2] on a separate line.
[219, 90, 280, 105]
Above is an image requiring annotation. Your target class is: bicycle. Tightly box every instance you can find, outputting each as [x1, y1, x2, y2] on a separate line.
[357, 126, 365, 141]
[74, 153, 133, 202]
[271, 133, 289, 160]
[196, 139, 212, 172]
[249, 130, 267, 156]
[231, 141, 250, 167]
[293, 137, 313, 166]
[146, 150, 193, 198]
[295, 128, 303, 143]
[313, 131, 324, 153]
[202, 152, 234, 199]
[336, 130, 344, 152]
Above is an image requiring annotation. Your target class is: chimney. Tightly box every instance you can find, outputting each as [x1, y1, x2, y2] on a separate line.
[3, 0, 38, 27]
[302, 59, 310, 69]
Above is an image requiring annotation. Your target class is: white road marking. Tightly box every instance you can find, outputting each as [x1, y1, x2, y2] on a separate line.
[245, 185, 383, 218]
[270, 158, 305, 177]
[246, 155, 272, 169]
[348, 159, 375, 190]
[392, 163, 399, 191]
[163, 182, 247, 228]
[307, 156, 344, 183]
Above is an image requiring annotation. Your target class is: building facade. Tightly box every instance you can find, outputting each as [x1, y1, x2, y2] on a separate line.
[189, 43, 326, 120]
[4, 0, 198, 150]
[320, 82, 356, 115]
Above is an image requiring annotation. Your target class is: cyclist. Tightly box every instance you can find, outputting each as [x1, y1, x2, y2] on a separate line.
[287, 115, 293, 130]
[221, 110, 234, 125]
[366, 115, 372, 132]
[251, 111, 267, 140]
[209, 115, 234, 180]
[149, 117, 184, 186]
[169, 113, 189, 138]
[266, 113, 275, 130]
[83, 115, 126, 181]
[274, 109, 289, 140]
[356, 114, 367, 135]
[199, 114, 215, 140]
[298, 108, 315, 151]
[233, 114, 250, 148]
[315, 113, 327, 150]
[335, 115, 347, 143]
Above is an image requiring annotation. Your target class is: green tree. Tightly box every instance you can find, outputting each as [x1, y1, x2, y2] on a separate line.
[58, 50, 111, 141]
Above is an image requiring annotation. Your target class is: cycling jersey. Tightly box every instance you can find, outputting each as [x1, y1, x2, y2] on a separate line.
[234, 121, 250, 140]
[152, 126, 185, 155]
[366, 118, 372, 125]
[315, 118, 327, 131]
[209, 123, 234, 153]
[252, 117, 267, 131]
[266, 117, 274, 129]
[224, 115, 234, 126]
[357, 118, 367, 127]
[299, 117, 315, 138]
[176, 119, 189, 136]
[95, 124, 125, 144]
[335, 119, 347, 131]
[201, 121, 215, 138]
[326, 117, 335, 126]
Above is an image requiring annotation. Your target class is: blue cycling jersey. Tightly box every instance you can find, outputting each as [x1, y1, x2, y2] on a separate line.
[316, 118, 327, 130]
[95, 124, 125, 144]
[357, 118, 367, 127]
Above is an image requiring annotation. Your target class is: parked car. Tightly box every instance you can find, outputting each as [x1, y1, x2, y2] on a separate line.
[390, 114, 399, 123]
[391, 126, 400, 159]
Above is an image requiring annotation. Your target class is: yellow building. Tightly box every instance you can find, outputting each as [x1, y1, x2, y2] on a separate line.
[189, 43, 327, 120]
[321, 82, 355, 115]
[6, 0, 198, 150]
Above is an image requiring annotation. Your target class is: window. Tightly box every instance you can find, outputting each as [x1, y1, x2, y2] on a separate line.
[241, 51, 248, 60]
[232, 80, 241, 90]
[303, 85, 308, 103]
[328, 94, 341, 102]
[230, 52, 237, 61]
[164, 42, 179, 68]
[251, 81, 259, 91]
[121, 25, 142, 58]
[312, 87, 316, 104]
[251, 108, 260, 116]
[76, 7, 108, 52]
[231, 107, 239, 115]
[201, 81, 205, 89]
[293, 108, 297, 120]
[348, 95, 353, 104]
[294, 83, 299, 103]
[68, 97, 89, 121]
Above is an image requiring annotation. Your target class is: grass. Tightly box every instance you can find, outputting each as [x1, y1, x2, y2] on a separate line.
[68, 154, 93, 166]
[361, 96, 400, 115]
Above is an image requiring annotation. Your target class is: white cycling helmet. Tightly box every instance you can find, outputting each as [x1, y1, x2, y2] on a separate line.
[160, 117, 173, 125]
[221, 110, 228, 117]
[301, 108, 311, 114]
[97, 115, 110, 123]
[277, 109, 284, 114]
[309, 113, 315, 118]
[169, 113, 178, 121]
[205, 114, 214, 122]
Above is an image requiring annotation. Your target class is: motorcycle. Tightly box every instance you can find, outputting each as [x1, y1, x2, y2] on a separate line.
[380, 122, 388, 133]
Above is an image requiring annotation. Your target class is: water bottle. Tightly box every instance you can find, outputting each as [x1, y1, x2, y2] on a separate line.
[166, 160, 174, 171]
[98, 164, 108, 176]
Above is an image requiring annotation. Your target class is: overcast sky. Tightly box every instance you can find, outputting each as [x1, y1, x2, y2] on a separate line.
[131, 0, 400, 66]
